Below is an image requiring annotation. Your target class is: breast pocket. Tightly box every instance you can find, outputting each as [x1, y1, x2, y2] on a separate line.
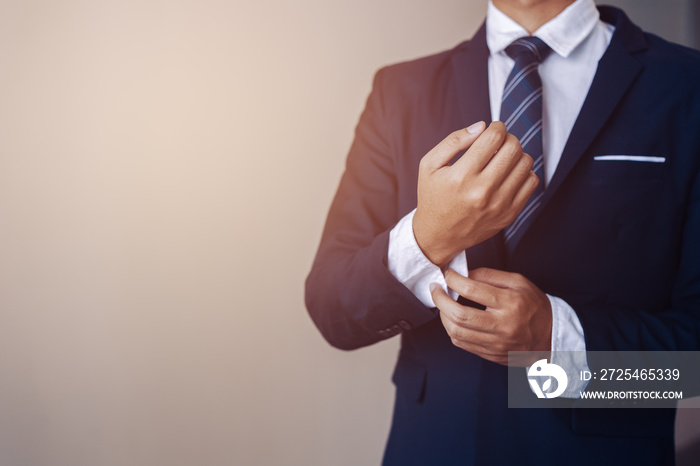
[589, 155, 667, 185]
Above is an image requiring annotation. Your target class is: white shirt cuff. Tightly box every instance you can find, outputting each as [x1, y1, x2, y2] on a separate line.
[548, 294, 589, 398]
[387, 209, 468, 307]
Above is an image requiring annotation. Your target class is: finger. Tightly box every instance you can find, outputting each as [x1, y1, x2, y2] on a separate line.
[430, 282, 460, 312]
[468, 267, 528, 289]
[442, 325, 507, 363]
[509, 171, 540, 219]
[439, 310, 498, 349]
[480, 133, 523, 182]
[458, 341, 509, 365]
[420, 121, 486, 172]
[451, 121, 507, 173]
[444, 269, 505, 309]
[499, 152, 535, 202]
[433, 282, 497, 332]
[439, 303, 497, 338]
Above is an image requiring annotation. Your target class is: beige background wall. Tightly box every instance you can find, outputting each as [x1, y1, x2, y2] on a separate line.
[0, 1, 697, 465]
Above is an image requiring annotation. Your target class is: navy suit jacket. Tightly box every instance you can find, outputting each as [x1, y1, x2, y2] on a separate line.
[306, 7, 700, 465]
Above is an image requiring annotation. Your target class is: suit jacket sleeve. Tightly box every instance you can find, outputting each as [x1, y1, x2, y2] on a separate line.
[305, 68, 437, 350]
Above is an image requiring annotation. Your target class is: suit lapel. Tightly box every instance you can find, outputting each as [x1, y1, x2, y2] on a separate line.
[508, 7, 648, 253]
[451, 23, 491, 132]
[450, 23, 509, 269]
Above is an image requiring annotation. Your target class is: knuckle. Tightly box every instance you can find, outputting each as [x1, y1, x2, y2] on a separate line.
[486, 318, 499, 333]
[500, 288, 514, 305]
[504, 134, 523, 154]
[418, 157, 429, 172]
[466, 187, 488, 209]
[487, 290, 501, 308]
[484, 203, 497, 219]
[490, 120, 507, 134]
[478, 125, 504, 147]
[492, 340, 507, 353]
[442, 315, 456, 334]
[504, 327, 518, 344]
[446, 129, 467, 148]
[523, 173, 540, 194]
[446, 272, 463, 292]
[512, 293, 527, 310]
[455, 311, 471, 326]
[447, 169, 464, 185]
[473, 315, 488, 330]
[504, 320, 518, 337]
[461, 285, 477, 303]
[521, 153, 534, 170]
[490, 195, 506, 213]
[529, 172, 540, 185]
[475, 267, 492, 281]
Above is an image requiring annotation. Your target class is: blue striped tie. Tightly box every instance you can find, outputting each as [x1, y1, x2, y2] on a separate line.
[500, 36, 552, 251]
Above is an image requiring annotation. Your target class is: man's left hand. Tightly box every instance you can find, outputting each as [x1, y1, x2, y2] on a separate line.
[430, 268, 552, 366]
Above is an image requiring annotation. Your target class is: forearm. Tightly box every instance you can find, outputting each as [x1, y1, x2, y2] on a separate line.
[305, 67, 439, 350]
[306, 228, 436, 350]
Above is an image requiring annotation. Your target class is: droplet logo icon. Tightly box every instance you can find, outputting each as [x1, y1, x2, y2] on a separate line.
[527, 359, 568, 399]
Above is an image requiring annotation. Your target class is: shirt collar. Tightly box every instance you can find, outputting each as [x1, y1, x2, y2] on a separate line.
[486, 0, 600, 58]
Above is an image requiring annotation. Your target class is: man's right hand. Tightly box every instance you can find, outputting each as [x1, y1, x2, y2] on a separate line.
[412, 121, 539, 267]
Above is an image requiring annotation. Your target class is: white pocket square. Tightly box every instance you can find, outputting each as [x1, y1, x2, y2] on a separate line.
[593, 155, 665, 163]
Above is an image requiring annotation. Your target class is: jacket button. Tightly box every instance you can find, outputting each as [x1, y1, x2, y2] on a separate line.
[377, 329, 387, 337]
[391, 324, 401, 334]
[398, 320, 412, 330]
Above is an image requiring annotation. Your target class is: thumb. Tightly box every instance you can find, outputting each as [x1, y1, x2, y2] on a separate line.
[420, 121, 486, 171]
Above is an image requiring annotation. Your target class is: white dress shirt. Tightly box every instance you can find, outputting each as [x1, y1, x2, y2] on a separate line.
[387, 0, 613, 372]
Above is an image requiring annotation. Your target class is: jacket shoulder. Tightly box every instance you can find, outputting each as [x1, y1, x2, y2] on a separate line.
[640, 33, 700, 72]
[373, 40, 471, 94]
[634, 33, 700, 108]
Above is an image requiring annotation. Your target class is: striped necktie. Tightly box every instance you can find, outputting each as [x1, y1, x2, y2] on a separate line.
[500, 36, 552, 251]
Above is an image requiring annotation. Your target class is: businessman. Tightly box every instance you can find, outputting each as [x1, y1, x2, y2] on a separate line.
[306, 0, 700, 464]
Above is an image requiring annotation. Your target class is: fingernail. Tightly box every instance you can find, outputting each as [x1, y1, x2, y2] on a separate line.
[429, 283, 439, 292]
[467, 121, 485, 134]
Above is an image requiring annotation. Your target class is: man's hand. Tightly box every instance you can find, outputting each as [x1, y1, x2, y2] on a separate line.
[430, 268, 552, 366]
[413, 121, 539, 267]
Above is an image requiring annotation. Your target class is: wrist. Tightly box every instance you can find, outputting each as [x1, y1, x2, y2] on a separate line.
[412, 215, 455, 267]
